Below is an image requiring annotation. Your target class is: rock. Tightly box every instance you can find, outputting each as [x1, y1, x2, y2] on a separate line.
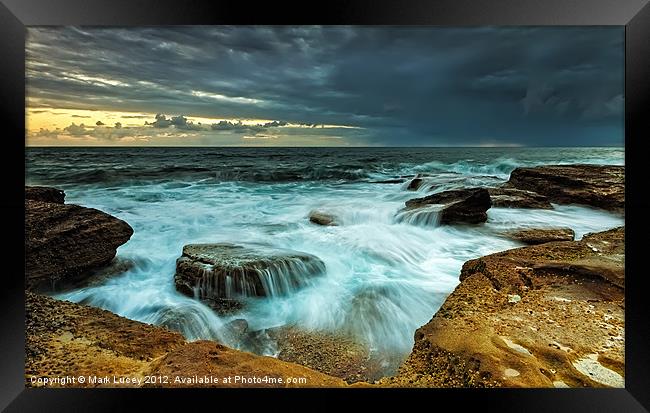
[406, 177, 424, 191]
[399, 188, 492, 225]
[309, 210, 338, 226]
[25, 187, 134, 292]
[244, 325, 384, 384]
[219, 319, 249, 342]
[487, 187, 552, 209]
[25, 292, 345, 388]
[174, 244, 326, 304]
[507, 294, 521, 303]
[384, 227, 624, 388]
[506, 165, 624, 213]
[506, 228, 575, 245]
[369, 179, 406, 184]
[25, 186, 65, 204]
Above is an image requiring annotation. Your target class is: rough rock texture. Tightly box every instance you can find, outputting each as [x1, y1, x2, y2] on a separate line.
[308, 210, 338, 226]
[175, 244, 326, 302]
[384, 227, 624, 388]
[26, 292, 346, 388]
[507, 165, 624, 213]
[25, 186, 65, 204]
[402, 188, 492, 225]
[25, 187, 134, 292]
[506, 228, 575, 245]
[241, 325, 383, 384]
[488, 187, 553, 209]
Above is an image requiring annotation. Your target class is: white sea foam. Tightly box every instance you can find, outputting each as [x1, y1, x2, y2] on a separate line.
[31, 147, 623, 374]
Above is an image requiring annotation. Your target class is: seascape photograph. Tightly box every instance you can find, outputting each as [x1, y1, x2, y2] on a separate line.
[25, 26, 625, 388]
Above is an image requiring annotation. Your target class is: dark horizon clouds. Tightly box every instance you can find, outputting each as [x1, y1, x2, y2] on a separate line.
[26, 26, 624, 146]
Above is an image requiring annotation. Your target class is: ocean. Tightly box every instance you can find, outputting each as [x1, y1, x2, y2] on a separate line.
[25, 146, 625, 375]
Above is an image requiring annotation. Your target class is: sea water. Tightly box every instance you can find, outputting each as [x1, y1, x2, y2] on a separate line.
[25, 146, 624, 374]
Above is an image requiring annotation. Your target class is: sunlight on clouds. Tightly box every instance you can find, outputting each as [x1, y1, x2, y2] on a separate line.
[26, 107, 367, 147]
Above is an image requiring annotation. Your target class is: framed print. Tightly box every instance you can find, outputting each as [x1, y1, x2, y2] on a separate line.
[2, 0, 649, 411]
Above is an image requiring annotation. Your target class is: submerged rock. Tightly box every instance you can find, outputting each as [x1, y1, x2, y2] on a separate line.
[488, 187, 553, 209]
[26, 292, 345, 388]
[506, 228, 575, 245]
[398, 187, 492, 225]
[174, 243, 326, 304]
[25, 186, 134, 292]
[506, 165, 624, 213]
[241, 325, 383, 384]
[309, 210, 338, 226]
[384, 227, 625, 388]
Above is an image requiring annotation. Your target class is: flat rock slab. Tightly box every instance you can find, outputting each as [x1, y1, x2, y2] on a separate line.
[506, 227, 575, 245]
[384, 227, 624, 388]
[25, 187, 133, 292]
[398, 187, 491, 225]
[506, 165, 624, 213]
[26, 293, 345, 388]
[175, 244, 326, 302]
[488, 187, 553, 209]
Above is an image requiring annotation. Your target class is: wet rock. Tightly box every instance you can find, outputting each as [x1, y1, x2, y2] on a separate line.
[399, 187, 491, 225]
[25, 187, 134, 292]
[25, 186, 65, 204]
[488, 187, 553, 209]
[407, 177, 424, 191]
[25, 292, 345, 388]
[506, 165, 624, 213]
[242, 325, 383, 384]
[384, 227, 625, 388]
[220, 318, 249, 342]
[369, 179, 406, 184]
[506, 228, 575, 245]
[174, 244, 326, 305]
[309, 210, 338, 226]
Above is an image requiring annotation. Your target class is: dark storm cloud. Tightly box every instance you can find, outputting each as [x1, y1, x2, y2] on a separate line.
[26, 26, 623, 146]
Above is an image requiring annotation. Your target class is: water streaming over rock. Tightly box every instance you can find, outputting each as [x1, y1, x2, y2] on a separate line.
[26, 146, 624, 376]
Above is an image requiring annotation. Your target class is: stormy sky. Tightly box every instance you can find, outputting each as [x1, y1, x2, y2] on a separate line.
[26, 26, 624, 147]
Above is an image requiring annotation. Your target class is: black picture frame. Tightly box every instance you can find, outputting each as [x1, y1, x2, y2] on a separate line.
[2, 0, 649, 411]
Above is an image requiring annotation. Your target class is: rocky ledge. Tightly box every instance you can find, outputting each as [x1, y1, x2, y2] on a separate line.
[175, 244, 325, 312]
[384, 227, 624, 388]
[506, 165, 624, 213]
[397, 188, 492, 225]
[487, 187, 553, 209]
[506, 227, 575, 245]
[25, 186, 133, 292]
[26, 292, 346, 388]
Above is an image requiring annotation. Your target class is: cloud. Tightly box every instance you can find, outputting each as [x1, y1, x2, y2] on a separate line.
[63, 122, 87, 136]
[26, 26, 624, 146]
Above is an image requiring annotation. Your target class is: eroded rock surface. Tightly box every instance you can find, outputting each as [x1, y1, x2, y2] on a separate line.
[26, 293, 346, 388]
[25, 187, 133, 291]
[488, 187, 553, 209]
[506, 228, 575, 245]
[384, 227, 625, 388]
[506, 165, 624, 213]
